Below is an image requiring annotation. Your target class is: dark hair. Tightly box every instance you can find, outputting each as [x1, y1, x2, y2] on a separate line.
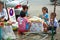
[0, 1, 4, 8]
[51, 12, 56, 17]
[0, 1, 4, 5]
[20, 11, 26, 17]
[22, 5, 28, 10]
[42, 7, 48, 13]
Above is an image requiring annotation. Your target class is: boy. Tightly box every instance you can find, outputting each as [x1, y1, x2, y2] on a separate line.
[48, 12, 59, 34]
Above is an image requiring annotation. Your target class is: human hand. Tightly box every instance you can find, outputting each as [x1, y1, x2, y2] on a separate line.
[42, 16, 45, 19]
[7, 20, 12, 25]
[7, 20, 16, 25]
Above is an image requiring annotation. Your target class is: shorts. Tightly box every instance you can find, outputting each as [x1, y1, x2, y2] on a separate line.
[18, 29, 27, 35]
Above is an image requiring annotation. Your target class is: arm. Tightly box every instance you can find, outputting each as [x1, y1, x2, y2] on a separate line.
[45, 14, 49, 21]
[54, 20, 59, 27]
[42, 14, 49, 20]
[26, 18, 31, 29]
[17, 17, 19, 22]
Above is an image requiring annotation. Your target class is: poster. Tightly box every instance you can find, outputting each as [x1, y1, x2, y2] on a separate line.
[7, 7, 16, 22]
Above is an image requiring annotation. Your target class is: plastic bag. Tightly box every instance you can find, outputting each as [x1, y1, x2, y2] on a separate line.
[2, 25, 16, 40]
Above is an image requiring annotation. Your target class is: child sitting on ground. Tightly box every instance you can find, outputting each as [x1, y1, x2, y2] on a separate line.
[48, 12, 59, 34]
[41, 7, 49, 24]
[17, 11, 31, 35]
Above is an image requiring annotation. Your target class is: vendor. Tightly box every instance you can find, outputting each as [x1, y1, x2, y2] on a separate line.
[0, 1, 16, 40]
[0, 1, 8, 21]
[0, 1, 8, 40]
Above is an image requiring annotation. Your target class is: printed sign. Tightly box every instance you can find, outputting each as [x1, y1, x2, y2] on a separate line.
[7, 7, 16, 22]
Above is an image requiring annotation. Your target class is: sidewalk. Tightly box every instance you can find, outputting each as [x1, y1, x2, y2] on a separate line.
[28, 5, 60, 20]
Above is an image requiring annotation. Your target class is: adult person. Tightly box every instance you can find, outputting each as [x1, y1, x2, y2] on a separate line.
[0, 1, 8, 21]
[0, 1, 16, 40]
[0, 1, 8, 40]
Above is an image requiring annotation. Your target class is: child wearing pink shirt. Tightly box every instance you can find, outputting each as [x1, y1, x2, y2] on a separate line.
[17, 11, 30, 35]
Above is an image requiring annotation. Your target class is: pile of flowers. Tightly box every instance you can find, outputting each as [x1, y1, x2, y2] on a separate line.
[0, 22, 4, 27]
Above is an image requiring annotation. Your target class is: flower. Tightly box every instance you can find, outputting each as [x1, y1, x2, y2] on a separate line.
[0, 22, 4, 27]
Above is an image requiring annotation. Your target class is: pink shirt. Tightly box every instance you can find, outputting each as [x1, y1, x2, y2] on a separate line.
[17, 17, 29, 31]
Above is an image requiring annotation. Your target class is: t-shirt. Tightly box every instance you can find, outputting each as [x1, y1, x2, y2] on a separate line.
[25, 11, 28, 16]
[0, 8, 8, 20]
[49, 18, 59, 27]
[17, 17, 29, 31]
[43, 13, 49, 24]
[20, 10, 28, 17]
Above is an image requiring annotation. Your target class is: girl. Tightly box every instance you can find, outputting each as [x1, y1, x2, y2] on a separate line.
[17, 11, 30, 35]
[41, 7, 49, 24]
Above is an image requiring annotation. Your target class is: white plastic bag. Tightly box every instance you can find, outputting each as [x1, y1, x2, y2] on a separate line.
[2, 25, 16, 40]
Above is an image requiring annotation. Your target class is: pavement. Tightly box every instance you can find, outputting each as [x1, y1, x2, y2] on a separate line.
[28, 0, 60, 40]
[28, 0, 60, 20]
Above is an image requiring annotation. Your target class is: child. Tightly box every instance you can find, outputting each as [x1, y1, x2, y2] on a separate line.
[22, 5, 29, 17]
[48, 12, 59, 34]
[17, 11, 30, 35]
[42, 7, 49, 24]
[16, 5, 29, 19]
